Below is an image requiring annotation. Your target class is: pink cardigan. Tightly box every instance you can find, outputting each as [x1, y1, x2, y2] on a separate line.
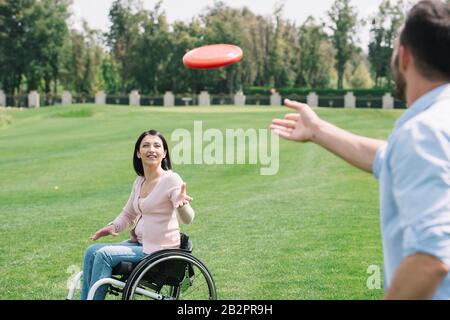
[112, 171, 194, 254]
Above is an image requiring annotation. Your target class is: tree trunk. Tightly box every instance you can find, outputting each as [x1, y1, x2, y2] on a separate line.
[337, 69, 344, 89]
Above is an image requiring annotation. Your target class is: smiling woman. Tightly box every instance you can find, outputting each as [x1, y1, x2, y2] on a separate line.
[81, 129, 195, 300]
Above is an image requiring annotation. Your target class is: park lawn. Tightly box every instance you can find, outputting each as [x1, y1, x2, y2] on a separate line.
[0, 104, 403, 299]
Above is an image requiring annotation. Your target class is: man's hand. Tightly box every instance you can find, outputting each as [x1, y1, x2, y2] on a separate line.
[270, 99, 322, 142]
[90, 225, 119, 241]
[385, 253, 449, 299]
[174, 182, 193, 208]
[270, 98, 385, 173]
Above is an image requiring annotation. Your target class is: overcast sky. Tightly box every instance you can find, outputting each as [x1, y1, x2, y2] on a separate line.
[70, 0, 389, 49]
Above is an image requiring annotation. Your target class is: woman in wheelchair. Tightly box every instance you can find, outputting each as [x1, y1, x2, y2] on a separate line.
[80, 130, 195, 300]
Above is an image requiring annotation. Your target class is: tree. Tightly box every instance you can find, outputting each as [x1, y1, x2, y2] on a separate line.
[327, 0, 358, 89]
[60, 22, 104, 95]
[201, 2, 247, 94]
[132, 1, 171, 94]
[0, 0, 35, 95]
[0, 0, 70, 98]
[345, 50, 374, 88]
[158, 19, 204, 93]
[297, 16, 335, 88]
[100, 53, 121, 94]
[368, 0, 406, 87]
[106, 0, 143, 93]
[38, 0, 71, 95]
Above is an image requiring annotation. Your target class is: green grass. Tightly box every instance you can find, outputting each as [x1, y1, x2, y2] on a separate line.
[0, 104, 403, 300]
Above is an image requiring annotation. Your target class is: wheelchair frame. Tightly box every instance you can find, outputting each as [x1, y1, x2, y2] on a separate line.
[67, 270, 166, 300]
[67, 247, 217, 300]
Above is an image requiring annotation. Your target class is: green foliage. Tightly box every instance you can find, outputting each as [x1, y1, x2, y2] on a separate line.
[100, 54, 121, 95]
[368, 0, 406, 88]
[59, 24, 104, 95]
[0, 0, 408, 97]
[297, 17, 335, 88]
[0, 0, 36, 94]
[327, 0, 358, 89]
[344, 51, 374, 89]
[0, 0, 70, 94]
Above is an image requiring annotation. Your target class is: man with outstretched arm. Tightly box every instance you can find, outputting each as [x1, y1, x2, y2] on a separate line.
[271, 0, 450, 299]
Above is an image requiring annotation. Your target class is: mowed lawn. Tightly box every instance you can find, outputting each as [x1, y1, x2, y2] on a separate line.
[0, 104, 403, 300]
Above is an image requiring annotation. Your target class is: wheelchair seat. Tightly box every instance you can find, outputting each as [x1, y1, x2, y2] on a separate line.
[112, 233, 193, 278]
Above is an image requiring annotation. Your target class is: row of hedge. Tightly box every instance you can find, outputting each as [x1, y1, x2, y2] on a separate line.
[244, 87, 395, 97]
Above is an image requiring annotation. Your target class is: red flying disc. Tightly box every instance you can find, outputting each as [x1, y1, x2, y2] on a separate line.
[183, 44, 243, 69]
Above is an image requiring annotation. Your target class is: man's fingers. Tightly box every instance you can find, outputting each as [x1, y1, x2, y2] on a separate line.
[284, 113, 300, 121]
[270, 124, 293, 133]
[271, 128, 293, 140]
[284, 99, 308, 111]
[272, 118, 296, 129]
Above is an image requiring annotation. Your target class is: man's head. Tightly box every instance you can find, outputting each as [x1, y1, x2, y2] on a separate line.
[391, 0, 450, 101]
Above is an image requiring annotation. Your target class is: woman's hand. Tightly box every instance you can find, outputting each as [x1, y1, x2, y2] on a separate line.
[89, 224, 119, 241]
[174, 182, 193, 208]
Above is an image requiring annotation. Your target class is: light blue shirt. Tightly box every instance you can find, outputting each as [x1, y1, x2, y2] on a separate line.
[373, 83, 450, 299]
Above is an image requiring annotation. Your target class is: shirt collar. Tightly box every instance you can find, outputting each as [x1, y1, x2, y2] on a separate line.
[394, 83, 450, 130]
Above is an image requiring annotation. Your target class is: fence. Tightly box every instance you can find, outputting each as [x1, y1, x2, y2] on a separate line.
[0, 90, 406, 109]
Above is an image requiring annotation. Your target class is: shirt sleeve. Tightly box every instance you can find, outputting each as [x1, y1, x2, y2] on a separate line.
[166, 172, 183, 206]
[177, 205, 195, 224]
[112, 177, 140, 233]
[165, 172, 195, 224]
[372, 143, 387, 180]
[390, 121, 450, 267]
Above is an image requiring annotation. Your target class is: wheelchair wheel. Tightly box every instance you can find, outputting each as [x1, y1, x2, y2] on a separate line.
[122, 250, 217, 300]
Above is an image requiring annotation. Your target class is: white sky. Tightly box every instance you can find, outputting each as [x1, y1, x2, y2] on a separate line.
[70, 0, 390, 49]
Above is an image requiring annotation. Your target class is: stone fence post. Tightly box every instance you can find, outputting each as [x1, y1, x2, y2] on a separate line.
[129, 90, 140, 106]
[307, 92, 318, 107]
[270, 92, 281, 106]
[164, 91, 174, 107]
[234, 90, 246, 106]
[28, 91, 40, 108]
[344, 92, 356, 108]
[62, 91, 72, 105]
[95, 91, 106, 105]
[382, 93, 394, 109]
[198, 91, 210, 106]
[0, 90, 5, 107]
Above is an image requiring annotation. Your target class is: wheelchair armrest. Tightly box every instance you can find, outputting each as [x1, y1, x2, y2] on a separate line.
[180, 233, 193, 252]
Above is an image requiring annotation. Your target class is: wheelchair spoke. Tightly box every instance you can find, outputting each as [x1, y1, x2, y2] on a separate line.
[122, 251, 217, 300]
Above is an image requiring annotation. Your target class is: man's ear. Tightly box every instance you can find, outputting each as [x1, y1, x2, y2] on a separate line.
[399, 45, 412, 72]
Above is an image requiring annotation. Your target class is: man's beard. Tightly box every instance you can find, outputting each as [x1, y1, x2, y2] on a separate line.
[392, 52, 407, 101]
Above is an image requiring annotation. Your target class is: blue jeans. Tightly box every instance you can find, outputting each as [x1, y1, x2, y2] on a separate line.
[81, 240, 146, 300]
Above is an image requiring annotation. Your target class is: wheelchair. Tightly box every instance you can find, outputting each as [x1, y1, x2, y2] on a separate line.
[67, 233, 217, 300]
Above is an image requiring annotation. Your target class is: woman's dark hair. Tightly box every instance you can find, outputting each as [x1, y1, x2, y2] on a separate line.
[133, 130, 172, 176]
[400, 0, 450, 81]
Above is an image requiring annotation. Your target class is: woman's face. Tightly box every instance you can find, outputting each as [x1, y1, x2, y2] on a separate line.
[137, 135, 166, 168]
